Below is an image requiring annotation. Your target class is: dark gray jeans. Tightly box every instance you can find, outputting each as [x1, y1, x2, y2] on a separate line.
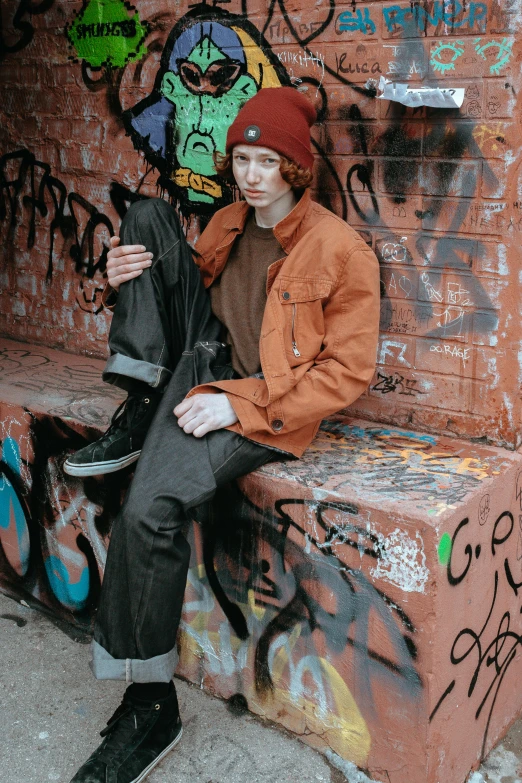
[92, 199, 282, 683]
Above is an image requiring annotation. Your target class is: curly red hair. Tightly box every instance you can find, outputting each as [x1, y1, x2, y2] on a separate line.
[213, 150, 313, 190]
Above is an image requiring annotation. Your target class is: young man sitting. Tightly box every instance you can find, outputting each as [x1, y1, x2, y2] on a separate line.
[64, 87, 380, 783]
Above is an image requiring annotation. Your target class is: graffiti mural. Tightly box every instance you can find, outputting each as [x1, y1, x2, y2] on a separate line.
[0, 407, 126, 621]
[0, 344, 123, 425]
[0, 149, 114, 314]
[178, 486, 424, 766]
[124, 5, 290, 212]
[0, 434, 30, 578]
[431, 488, 522, 760]
[259, 416, 501, 509]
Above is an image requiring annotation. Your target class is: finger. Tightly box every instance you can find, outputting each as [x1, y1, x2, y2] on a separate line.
[107, 264, 151, 285]
[176, 405, 197, 427]
[180, 406, 211, 432]
[108, 261, 153, 279]
[178, 410, 202, 431]
[174, 398, 194, 417]
[110, 236, 121, 248]
[110, 270, 145, 288]
[109, 244, 148, 258]
[192, 422, 213, 438]
[108, 252, 153, 268]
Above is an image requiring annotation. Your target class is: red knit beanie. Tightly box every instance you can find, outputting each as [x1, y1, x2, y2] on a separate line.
[225, 87, 316, 171]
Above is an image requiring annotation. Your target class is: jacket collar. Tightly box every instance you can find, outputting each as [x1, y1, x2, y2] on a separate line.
[222, 189, 312, 253]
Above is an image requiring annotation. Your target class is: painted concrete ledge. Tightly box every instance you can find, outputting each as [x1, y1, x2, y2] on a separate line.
[1, 336, 521, 783]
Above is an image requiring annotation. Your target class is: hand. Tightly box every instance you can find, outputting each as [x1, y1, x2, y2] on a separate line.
[106, 236, 153, 291]
[174, 394, 238, 438]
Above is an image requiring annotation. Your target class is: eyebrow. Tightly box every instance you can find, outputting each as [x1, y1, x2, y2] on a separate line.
[232, 151, 280, 164]
[233, 151, 279, 158]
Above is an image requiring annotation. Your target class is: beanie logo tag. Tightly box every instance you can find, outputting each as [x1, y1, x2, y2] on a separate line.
[244, 125, 261, 142]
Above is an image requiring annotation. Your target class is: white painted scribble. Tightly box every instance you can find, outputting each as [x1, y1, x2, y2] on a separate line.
[370, 528, 429, 593]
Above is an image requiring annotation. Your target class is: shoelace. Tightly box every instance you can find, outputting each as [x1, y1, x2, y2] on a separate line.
[99, 701, 133, 738]
[108, 395, 143, 434]
[97, 698, 153, 762]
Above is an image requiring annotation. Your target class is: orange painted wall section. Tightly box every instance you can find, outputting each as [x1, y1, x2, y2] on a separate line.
[1, 0, 521, 447]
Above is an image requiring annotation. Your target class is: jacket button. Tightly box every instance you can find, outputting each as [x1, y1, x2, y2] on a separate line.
[282, 291, 290, 300]
[271, 419, 284, 431]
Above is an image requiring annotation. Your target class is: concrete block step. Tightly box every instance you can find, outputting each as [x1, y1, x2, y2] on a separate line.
[1, 336, 521, 783]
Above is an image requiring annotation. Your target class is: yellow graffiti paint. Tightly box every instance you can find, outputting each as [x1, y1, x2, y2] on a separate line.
[248, 588, 267, 620]
[455, 457, 489, 481]
[172, 168, 222, 198]
[269, 651, 371, 766]
[233, 27, 283, 89]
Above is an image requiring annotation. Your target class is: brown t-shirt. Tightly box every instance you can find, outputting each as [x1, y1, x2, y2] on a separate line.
[209, 214, 284, 378]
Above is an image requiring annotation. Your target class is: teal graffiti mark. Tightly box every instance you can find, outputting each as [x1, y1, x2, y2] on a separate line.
[2, 437, 21, 475]
[320, 420, 438, 446]
[431, 41, 465, 74]
[475, 38, 513, 76]
[0, 438, 30, 577]
[44, 554, 90, 612]
[336, 2, 487, 37]
[383, 2, 487, 34]
[67, 0, 147, 69]
[337, 8, 376, 35]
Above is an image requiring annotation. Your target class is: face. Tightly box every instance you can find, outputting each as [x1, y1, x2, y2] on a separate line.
[232, 145, 292, 209]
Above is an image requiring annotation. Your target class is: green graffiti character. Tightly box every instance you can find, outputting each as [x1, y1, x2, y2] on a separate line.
[161, 37, 257, 204]
[126, 12, 288, 212]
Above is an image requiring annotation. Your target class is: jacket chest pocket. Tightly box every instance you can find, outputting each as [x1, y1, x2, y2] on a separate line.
[278, 277, 333, 363]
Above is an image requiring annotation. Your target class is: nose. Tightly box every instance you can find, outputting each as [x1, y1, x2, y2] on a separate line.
[245, 161, 261, 184]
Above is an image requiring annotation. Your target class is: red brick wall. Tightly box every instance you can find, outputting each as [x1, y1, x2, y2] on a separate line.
[1, 0, 521, 447]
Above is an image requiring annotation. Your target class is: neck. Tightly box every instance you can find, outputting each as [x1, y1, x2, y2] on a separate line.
[254, 190, 298, 228]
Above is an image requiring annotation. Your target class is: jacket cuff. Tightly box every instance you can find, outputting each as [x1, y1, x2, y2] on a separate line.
[225, 394, 257, 437]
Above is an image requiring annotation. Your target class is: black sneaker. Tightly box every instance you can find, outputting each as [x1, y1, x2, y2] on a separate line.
[64, 392, 161, 477]
[70, 682, 183, 782]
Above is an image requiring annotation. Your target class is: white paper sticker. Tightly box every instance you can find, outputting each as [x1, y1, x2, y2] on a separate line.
[377, 76, 465, 109]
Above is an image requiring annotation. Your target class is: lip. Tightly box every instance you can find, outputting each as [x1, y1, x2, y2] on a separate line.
[244, 189, 263, 196]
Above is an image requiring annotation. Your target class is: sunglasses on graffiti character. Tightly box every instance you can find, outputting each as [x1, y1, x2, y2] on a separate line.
[176, 58, 245, 97]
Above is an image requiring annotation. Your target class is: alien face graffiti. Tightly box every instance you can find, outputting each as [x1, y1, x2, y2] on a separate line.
[124, 8, 290, 214]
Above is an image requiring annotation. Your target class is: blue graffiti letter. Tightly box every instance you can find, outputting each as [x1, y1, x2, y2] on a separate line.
[442, 0, 464, 25]
[468, 2, 487, 29]
[383, 5, 411, 33]
[338, 8, 376, 34]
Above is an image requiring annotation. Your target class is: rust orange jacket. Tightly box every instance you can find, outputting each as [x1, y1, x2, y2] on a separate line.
[187, 189, 381, 456]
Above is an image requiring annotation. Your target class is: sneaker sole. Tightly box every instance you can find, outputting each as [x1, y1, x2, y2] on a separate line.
[132, 725, 183, 783]
[63, 451, 142, 477]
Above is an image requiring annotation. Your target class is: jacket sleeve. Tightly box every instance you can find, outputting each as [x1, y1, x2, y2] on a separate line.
[226, 245, 381, 436]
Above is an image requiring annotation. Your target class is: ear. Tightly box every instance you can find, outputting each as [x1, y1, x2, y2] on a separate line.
[161, 72, 177, 100]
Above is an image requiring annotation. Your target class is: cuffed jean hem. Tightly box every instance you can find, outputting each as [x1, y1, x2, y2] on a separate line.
[103, 353, 172, 390]
[90, 640, 179, 683]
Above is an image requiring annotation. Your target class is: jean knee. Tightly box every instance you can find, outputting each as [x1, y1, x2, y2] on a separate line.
[124, 198, 180, 233]
[120, 487, 184, 540]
